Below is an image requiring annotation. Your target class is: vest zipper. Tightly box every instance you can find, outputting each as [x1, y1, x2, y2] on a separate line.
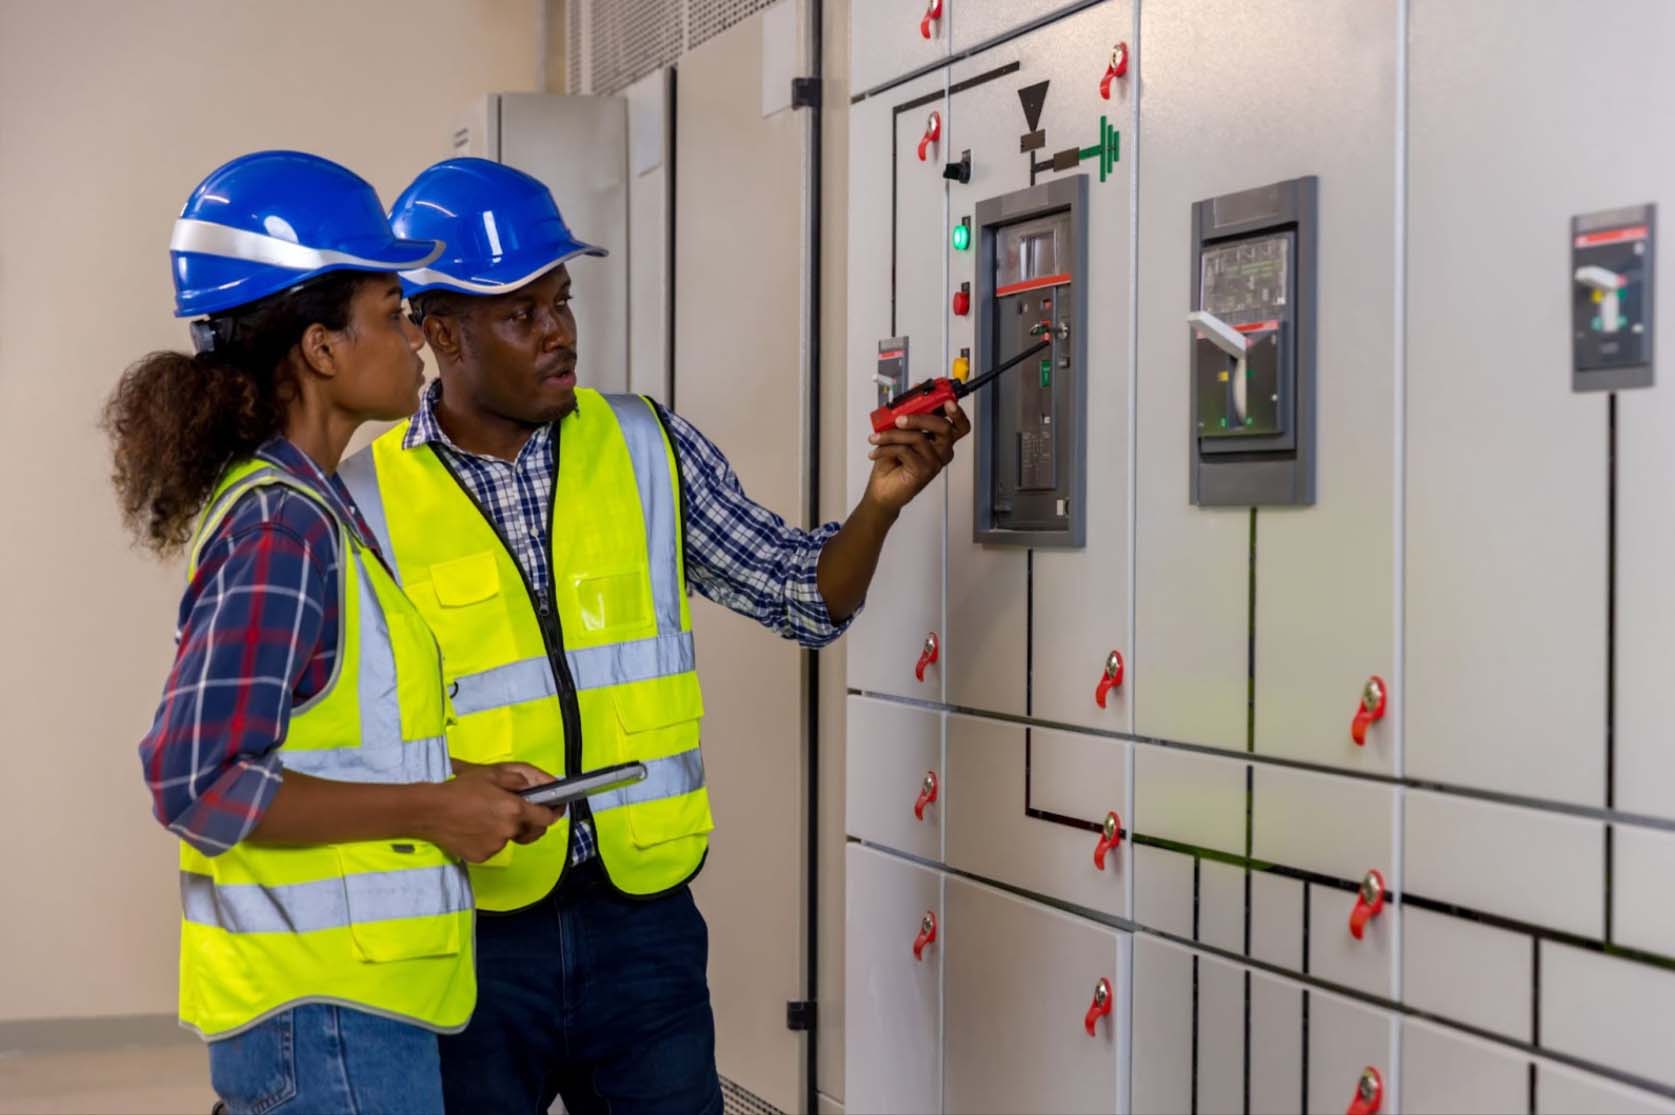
[430, 438, 587, 866]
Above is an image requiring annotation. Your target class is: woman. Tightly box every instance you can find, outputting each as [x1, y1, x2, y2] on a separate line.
[105, 150, 558, 1115]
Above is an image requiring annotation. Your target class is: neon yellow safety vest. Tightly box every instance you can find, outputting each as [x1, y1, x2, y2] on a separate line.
[340, 389, 711, 910]
[177, 461, 475, 1040]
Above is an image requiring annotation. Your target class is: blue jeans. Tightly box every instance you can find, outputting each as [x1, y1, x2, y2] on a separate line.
[439, 859, 723, 1115]
[207, 1003, 443, 1115]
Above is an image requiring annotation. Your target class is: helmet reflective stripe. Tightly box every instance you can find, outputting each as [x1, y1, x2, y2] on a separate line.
[171, 218, 443, 274]
[399, 251, 588, 296]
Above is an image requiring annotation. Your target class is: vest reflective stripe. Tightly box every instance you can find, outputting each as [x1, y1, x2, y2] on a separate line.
[338, 449, 398, 582]
[354, 558, 412, 751]
[589, 748, 706, 814]
[278, 733, 451, 783]
[181, 865, 471, 935]
[603, 394, 682, 635]
[450, 631, 697, 715]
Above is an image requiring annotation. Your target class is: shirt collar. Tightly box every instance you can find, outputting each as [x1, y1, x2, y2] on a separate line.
[254, 437, 375, 546]
[404, 377, 558, 465]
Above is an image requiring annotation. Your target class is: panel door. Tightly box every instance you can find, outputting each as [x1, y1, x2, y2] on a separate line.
[845, 845, 944, 1115]
[850, 0, 950, 99]
[846, 71, 949, 702]
[846, 695, 944, 861]
[1135, 0, 1399, 773]
[942, 2, 1137, 731]
[1406, 0, 1627, 804]
[942, 876, 1125, 1113]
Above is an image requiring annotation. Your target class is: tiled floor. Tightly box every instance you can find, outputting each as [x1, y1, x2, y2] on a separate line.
[0, 1042, 212, 1115]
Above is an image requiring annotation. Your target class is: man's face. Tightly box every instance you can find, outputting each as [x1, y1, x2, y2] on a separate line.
[449, 264, 579, 425]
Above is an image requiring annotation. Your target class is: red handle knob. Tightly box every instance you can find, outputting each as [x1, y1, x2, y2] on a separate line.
[1094, 650, 1125, 708]
[914, 771, 939, 821]
[1084, 978, 1113, 1036]
[912, 911, 937, 960]
[915, 632, 940, 682]
[1093, 811, 1123, 870]
[952, 288, 970, 316]
[1346, 1067, 1383, 1115]
[917, 111, 941, 162]
[1351, 676, 1387, 746]
[1348, 870, 1386, 940]
[1100, 43, 1128, 100]
[920, 0, 942, 39]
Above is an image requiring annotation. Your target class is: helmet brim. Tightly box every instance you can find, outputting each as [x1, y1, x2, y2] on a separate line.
[398, 239, 608, 298]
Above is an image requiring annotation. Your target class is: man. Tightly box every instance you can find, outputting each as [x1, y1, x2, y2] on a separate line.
[340, 157, 967, 1114]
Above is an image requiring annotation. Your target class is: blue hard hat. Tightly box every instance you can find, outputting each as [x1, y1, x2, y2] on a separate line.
[170, 150, 443, 318]
[389, 158, 606, 299]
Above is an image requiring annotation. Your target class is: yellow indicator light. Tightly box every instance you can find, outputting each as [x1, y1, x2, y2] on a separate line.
[951, 355, 971, 382]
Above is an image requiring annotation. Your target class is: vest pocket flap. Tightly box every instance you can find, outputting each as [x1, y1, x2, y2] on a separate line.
[610, 679, 705, 735]
[429, 552, 500, 607]
[334, 844, 466, 963]
[625, 785, 715, 850]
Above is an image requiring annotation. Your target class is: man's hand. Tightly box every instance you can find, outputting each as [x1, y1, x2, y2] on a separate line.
[864, 400, 971, 515]
[450, 760, 564, 846]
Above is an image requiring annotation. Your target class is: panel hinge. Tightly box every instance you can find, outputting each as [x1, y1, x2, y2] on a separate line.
[785, 999, 818, 1031]
[791, 77, 822, 109]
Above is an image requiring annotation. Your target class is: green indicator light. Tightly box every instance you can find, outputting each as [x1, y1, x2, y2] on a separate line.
[1219, 417, 1228, 429]
[1039, 358, 1052, 387]
[951, 221, 971, 251]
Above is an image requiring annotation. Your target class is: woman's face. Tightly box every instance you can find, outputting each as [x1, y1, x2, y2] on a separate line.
[333, 275, 427, 421]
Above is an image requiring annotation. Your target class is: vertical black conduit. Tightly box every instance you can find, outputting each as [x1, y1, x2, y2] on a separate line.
[802, 0, 825, 1111]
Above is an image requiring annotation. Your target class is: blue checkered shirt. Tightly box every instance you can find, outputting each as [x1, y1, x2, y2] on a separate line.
[404, 381, 851, 864]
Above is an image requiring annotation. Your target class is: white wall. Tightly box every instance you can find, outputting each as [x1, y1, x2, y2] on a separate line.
[0, 0, 541, 1023]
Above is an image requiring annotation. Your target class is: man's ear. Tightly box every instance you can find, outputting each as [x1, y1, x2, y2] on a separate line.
[423, 313, 464, 363]
[297, 321, 341, 380]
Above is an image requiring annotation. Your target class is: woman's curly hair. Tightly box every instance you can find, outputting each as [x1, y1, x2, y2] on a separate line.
[102, 271, 371, 554]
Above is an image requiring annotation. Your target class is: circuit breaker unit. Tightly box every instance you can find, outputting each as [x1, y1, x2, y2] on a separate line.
[972, 175, 1089, 547]
[1572, 204, 1655, 391]
[1188, 176, 1318, 506]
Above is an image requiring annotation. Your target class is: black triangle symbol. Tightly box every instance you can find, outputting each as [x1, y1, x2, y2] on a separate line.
[1017, 81, 1049, 134]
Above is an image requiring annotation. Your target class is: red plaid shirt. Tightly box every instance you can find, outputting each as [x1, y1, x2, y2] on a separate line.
[137, 439, 377, 855]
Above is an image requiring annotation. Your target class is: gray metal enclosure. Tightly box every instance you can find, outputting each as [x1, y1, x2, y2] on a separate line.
[842, 0, 1675, 1112]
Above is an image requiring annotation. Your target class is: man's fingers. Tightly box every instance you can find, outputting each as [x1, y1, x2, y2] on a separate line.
[892, 413, 955, 437]
[943, 402, 972, 438]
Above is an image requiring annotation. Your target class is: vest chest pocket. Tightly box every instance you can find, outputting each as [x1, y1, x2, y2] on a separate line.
[335, 843, 465, 963]
[572, 567, 653, 635]
[430, 552, 500, 607]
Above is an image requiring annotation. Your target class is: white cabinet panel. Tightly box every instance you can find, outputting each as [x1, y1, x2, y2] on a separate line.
[1249, 973, 1304, 1115]
[1132, 843, 1194, 941]
[942, 877, 1125, 1113]
[849, 0, 949, 96]
[1401, 1020, 1528, 1115]
[1197, 955, 1245, 1115]
[1541, 942, 1675, 1089]
[1306, 990, 1394, 1115]
[1306, 882, 1394, 999]
[845, 846, 943, 1114]
[1406, 790, 1604, 938]
[1249, 871, 1304, 972]
[1131, 935, 1194, 1115]
[1252, 766, 1395, 884]
[1612, 824, 1675, 957]
[1198, 859, 1244, 956]
[845, 696, 943, 860]
[1133, 747, 1246, 858]
[1538, 1061, 1675, 1115]
[945, 716, 1128, 917]
[1402, 906, 1532, 1042]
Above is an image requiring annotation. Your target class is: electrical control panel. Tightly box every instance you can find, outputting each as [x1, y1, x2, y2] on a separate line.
[972, 175, 1089, 546]
[1188, 176, 1318, 507]
[1572, 204, 1655, 391]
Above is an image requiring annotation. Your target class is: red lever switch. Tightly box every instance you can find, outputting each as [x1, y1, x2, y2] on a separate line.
[912, 911, 937, 960]
[920, 0, 942, 39]
[1351, 676, 1387, 746]
[1100, 42, 1129, 100]
[952, 285, 970, 316]
[915, 632, 939, 682]
[1094, 650, 1125, 708]
[1083, 978, 1113, 1036]
[1346, 1066, 1383, 1115]
[917, 111, 941, 162]
[1093, 811, 1123, 870]
[1348, 870, 1387, 940]
[914, 771, 939, 821]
